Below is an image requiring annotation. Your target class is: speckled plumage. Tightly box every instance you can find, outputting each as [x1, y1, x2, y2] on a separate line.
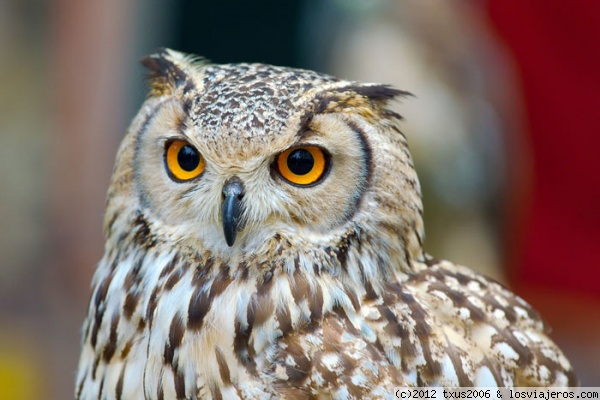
[76, 48, 576, 400]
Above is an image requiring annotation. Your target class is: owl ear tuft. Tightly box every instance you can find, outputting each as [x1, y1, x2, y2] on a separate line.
[348, 84, 412, 102]
[348, 84, 412, 121]
[312, 84, 411, 120]
[141, 48, 204, 97]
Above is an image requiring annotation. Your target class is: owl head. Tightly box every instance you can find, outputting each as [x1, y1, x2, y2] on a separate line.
[105, 49, 424, 278]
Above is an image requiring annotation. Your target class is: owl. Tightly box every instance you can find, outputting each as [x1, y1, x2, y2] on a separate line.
[76, 48, 576, 399]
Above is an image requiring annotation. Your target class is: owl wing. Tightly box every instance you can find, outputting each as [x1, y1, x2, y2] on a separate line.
[367, 259, 577, 387]
[269, 259, 576, 399]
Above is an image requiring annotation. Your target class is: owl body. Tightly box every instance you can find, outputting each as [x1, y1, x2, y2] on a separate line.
[76, 49, 575, 400]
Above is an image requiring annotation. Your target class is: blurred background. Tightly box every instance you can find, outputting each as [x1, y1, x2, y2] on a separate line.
[0, 0, 599, 397]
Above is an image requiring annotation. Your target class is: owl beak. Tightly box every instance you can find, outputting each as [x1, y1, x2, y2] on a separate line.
[221, 177, 245, 247]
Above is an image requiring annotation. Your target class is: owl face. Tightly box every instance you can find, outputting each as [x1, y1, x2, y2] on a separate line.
[134, 103, 369, 251]
[109, 49, 423, 262]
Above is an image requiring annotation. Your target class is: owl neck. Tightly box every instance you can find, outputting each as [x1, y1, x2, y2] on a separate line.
[94, 206, 426, 371]
[106, 205, 425, 300]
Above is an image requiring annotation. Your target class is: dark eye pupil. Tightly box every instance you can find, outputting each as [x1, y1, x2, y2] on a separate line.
[287, 149, 314, 175]
[178, 145, 200, 171]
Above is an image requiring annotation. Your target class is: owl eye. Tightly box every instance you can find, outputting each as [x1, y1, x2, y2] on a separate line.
[276, 146, 329, 186]
[165, 140, 205, 181]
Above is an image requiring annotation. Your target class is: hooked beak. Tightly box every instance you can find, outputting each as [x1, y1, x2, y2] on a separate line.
[221, 177, 245, 247]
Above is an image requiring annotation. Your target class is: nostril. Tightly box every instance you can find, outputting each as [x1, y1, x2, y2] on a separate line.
[222, 176, 246, 200]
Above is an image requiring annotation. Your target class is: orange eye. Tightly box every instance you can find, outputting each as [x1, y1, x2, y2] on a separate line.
[276, 146, 328, 186]
[165, 140, 205, 181]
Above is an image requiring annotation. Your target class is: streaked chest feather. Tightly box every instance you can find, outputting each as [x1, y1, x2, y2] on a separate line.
[76, 242, 575, 400]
